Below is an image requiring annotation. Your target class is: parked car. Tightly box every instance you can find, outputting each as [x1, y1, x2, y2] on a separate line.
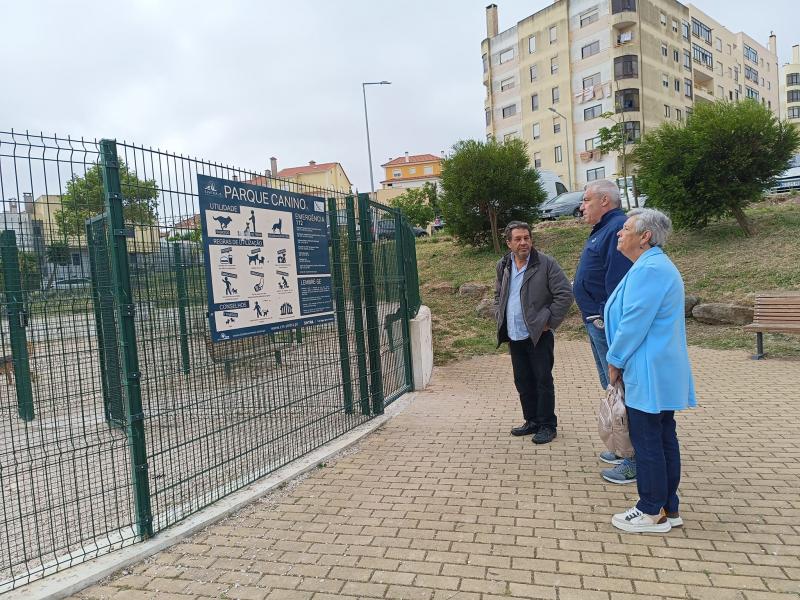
[52, 277, 91, 289]
[412, 226, 428, 237]
[771, 165, 800, 193]
[537, 170, 569, 202]
[616, 176, 648, 208]
[376, 220, 427, 240]
[539, 191, 584, 220]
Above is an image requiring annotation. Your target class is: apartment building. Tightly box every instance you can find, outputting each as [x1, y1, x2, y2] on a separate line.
[482, 1, 781, 190]
[783, 44, 800, 127]
[376, 152, 443, 203]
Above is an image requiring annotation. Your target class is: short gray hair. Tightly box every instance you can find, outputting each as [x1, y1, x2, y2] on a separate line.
[504, 220, 531, 241]
[627, 208, 672, 247]
[584, 179, 621, 208]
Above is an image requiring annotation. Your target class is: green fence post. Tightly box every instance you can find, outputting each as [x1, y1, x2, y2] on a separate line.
[100, 139, 154, 539]
[328, 198, 353, 414]
[358, 194, 384, 416]
[346, 196, 370, 416]
[173, 243, 191, 375]
[394, 215, 415, 391]
[0, 230, 34, 422]
[86, 217, 112, 421]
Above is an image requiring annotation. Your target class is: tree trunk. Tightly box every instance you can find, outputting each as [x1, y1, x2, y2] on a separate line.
[488, 207, 500, 253]
[731, 206, 753, 237]
[45, 265, 57, 291]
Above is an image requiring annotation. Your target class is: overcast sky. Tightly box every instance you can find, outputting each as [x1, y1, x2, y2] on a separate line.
[1, 0, 796, 192]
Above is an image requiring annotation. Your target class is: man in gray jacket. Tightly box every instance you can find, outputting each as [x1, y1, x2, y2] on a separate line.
[494, 221, 574, 444]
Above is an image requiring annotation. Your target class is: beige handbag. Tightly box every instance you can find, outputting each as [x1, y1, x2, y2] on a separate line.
[597, 383, 634, 459]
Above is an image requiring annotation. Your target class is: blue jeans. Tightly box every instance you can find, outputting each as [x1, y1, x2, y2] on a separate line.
[627, 407, 681, 515]
[584, 322, 609, 389]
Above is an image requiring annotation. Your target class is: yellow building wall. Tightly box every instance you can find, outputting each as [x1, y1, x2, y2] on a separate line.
[383, 160, 442, 183]
[286, 165, 352, 194]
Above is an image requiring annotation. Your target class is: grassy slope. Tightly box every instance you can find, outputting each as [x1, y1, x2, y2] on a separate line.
[417, 201, 800, 364]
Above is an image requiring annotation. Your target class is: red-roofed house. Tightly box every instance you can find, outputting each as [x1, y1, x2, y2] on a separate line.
[377, 152, 442, 203]
[275, 160, 352, 194]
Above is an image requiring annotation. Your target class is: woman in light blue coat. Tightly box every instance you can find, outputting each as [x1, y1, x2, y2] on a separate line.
[604, 208, 696, 534]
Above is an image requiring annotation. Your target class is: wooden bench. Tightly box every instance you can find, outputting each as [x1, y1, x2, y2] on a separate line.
[203, 328, 302, 377]
[743, 291, 800, 359]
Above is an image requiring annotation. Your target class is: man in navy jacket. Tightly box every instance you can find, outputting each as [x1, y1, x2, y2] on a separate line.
[574, 180, 635, 484]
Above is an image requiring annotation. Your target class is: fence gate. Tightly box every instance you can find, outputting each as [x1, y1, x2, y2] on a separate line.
[0, 130, 421, 592]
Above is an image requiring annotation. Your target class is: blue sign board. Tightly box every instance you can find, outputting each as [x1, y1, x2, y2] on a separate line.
[198, 174, 334, 341]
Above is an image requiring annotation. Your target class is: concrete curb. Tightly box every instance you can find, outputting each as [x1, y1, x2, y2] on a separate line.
[8, 392, 419, 600]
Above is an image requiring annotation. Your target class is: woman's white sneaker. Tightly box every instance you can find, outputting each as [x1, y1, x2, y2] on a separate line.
[612, 507, 672, 533]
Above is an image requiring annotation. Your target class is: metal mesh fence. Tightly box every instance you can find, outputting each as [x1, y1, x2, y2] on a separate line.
[0, 130, 418, 591]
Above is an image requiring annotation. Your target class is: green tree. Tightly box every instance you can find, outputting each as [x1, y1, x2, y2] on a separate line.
[390, 184, 436, 228]
[0, 252, 42, 292]
[633, 100, 800, 236]
[596, 110, 634, 207]
[439, 138, 545, 252]
[55, 162, 159, 237]
[44, 241, 71, 290]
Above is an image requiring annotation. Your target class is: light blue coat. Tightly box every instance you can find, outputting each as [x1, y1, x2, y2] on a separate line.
[604, 247, 696, 414]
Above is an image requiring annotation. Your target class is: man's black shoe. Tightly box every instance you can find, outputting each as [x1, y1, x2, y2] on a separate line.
[510, 421, 538, 436]
[532, 427, 557, 444]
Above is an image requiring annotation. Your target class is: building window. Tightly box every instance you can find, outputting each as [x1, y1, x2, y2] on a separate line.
[501, 77, 515, 91]
[660, 12, 667, 26]
[583, 72, 602, 89]
[745, 86, 759, 100]
[423, 166, 434, 175]
[692, 44, 713, 68]
[584, 104, 603, 120]
[623, 121, 641, 142]
[716, 61, 723, 76]
[674, 79, 680, 92]
[549, 25, 557, 44]
[499, 48, 514, 64]
[409, 167, 417, 174]
[745, 65, 759, 83]
[551, 56, 559, 74]
[683, 49, 691, 70]
[553, 119, 561, 133]
[531, 94, 539, 110]
[788, 90, 800, 103]
[552, 86, 560, 104]
[767, 81, 771, 90]
[673, 49, 679, 63]
[71, 253, 82, 266]
[534, 152, 542, 168]
[502, 104, 517, 118]
[681, 21, 690, 40]
[585, 136, 601, 150]
[733, 66, 739, 82]
[615, 88, 640, 112]
[504, 132, 517, 142]
[672, 19, 678, 33]
[788, 107, 800, 119]
[614, 55, 638, 79]
[530, 65, 538, 81]
[582, 41, 600, 59]
[685, 78, 693, 98]
[580, 9, 599, 27]
[662, 74, 669, 88]
[532, 122, 541, 140]
[717, 85, 724, 98]
[393, 169, 402, 178]
[664, 104, 671, 118]
[715, 37, 722, 51]
[587, 167, 606, 181]
[661, 43, 668, 57]
[482, 54, 488, 72]
[730, 90, 734, 101]
[727, 43, 732, 55]
[691, 18, 712, 44]
[744, 44, 758, 64]
[788, 73, 800, 86]
[611, 0, 636, 13]
[554, 146, 563, 163]
[529, 35, 537, 53]
[676, 108, 683, 121]
[485, 108, 491, 125]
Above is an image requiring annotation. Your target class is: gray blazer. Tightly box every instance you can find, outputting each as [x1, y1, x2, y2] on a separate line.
[494, 250, 574, 347]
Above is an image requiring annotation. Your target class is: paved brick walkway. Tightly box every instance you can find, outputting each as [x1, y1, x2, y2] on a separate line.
[73, 341, 800, 600]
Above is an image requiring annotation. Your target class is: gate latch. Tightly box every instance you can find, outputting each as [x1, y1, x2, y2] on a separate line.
[18, 310, 29, 328]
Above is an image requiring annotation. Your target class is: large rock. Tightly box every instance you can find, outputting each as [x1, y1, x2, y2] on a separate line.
[459, 282, 492, 298]
[692, 303, 754, 326]
[476, 298, 496, 320]
[685, 294, 701, 318]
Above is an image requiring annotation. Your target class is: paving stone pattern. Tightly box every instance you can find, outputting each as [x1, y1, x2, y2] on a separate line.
[73, 341, 800, 600]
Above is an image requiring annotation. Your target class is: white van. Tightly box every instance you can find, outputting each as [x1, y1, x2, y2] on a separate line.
[537, 170, 569, 202]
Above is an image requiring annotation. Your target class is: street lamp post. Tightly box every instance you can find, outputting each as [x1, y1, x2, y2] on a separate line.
[362, 81, 391, 196]
[548, 107, 573, 191]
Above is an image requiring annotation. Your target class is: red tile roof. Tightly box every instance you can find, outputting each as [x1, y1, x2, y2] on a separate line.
[277, 162, 340, 178]
[381, 154, 441, 167]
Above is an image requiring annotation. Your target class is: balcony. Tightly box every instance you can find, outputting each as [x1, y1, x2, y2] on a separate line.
[611, 0, 637, 28]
